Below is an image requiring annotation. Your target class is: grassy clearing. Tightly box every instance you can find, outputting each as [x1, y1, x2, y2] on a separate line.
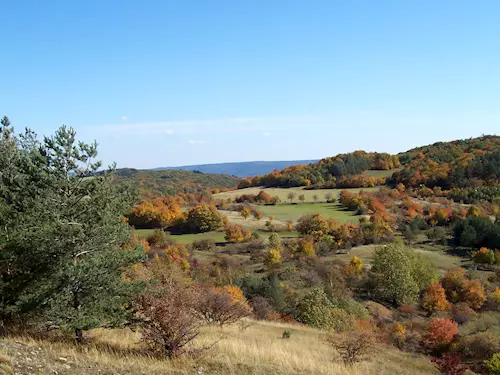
[0, 319, 437, 375]
[256, 203, 359, 223]
[362, 168, 401, 179]
[215, 186, 380, 203]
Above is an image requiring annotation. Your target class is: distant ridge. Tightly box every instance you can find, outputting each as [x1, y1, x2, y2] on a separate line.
[153, 160, 319, 178]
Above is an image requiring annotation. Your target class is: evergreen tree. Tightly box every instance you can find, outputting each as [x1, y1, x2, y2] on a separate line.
[0, 120, 144, 340]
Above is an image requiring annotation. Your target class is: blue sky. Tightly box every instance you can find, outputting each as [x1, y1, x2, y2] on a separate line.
[1, 0, 499, 168]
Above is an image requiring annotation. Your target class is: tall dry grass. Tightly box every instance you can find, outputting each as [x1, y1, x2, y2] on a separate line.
[1, 319, 438, 375]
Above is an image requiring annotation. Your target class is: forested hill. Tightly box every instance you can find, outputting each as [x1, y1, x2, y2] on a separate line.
[153, 160, 319, 178]
[238, 135, 500, 190]
[238, 151, 400, 188]
[392, 135, 500, 189]
[113, 169, 240, 198]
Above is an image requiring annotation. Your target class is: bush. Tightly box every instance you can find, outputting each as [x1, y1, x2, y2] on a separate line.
[192, 239, 217, 252]
[424, 318, 458, 352]
[194, 287, 251, 326]
[329, 331, 374, 364]
[282, 329, 291, 339]
[427, 227, 447, 244]
[224, 224, 251, 243]
[485, 353, 500, 375]
[250, 296, 275, 320]
[451, 303, 477, 325]
[295, 288, 355, 331]
[457, 333, 500, 361]
[138, 282, 200, 358]
[147, 229, 170, 247]
[432, 353, 467, 375]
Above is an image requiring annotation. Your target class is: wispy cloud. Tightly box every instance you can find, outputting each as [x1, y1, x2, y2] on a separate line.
[79, 115, 331, 138]
[188, 140, 206, 145]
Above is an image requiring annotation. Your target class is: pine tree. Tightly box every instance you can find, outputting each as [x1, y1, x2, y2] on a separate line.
[0, 120, 145, 341]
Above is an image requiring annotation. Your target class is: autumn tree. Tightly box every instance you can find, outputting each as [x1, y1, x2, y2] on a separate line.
[225, 224, 251, 243]
[325, 192, 334, 203]
[253, 210, 263, 221]
[287, 191, 296, 203]
[313, 194, 319, 203]
[421, 281, 451, 315]
[128, 197, 181, 229]
[345, 256, 364, 280]
[240, 206, 252, 219]
[185, 204, 223, 233]
[298, 194, 305, 203]
[424, 318, 458, 351]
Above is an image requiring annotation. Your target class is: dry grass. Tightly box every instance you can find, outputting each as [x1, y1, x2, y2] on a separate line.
[0, 319, 437, 375]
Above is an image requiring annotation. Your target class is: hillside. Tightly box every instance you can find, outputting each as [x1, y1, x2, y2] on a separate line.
[113, 168, 240, 197]
[239, 151, 400, 188]
[154, 160, 319, 178]
[392, 135, 500, 189]
[238, 135, 500, 191]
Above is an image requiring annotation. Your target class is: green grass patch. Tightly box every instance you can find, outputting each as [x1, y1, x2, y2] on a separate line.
[169, 231, 227, 244]
[362, 168, 401, 179]
[215, 186, 380, 203]
[256, 203, 360, 223]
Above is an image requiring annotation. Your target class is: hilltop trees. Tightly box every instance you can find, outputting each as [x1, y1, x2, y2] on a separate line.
[0, 119, 144, 340]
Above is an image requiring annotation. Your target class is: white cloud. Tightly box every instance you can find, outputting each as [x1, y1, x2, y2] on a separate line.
[120, 116, 129, 121]
[263, 131, 271, 136]
[188, 140, 206, 145]
[164, 129, 174, 135]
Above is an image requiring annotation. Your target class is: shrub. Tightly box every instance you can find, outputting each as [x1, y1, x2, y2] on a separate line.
[473, 247, 495, 265]
[485, 353, 500, 375]
[451, 303, 477, 325]
[432, 353, 467, 375]
[224, 224, 251, 243]
[422, 281, 451, 315]
[192, 239, 216, 252]
[424, 318, 458, 351]
[147, 229, 170, 247]
[250, 296, 275, 320]
[282, 329, 291, 339]
[329, 331, 374, 364]
[194, 287, 251, 326]
[457, 333, 500, 361]
[138, 282, 200, 358]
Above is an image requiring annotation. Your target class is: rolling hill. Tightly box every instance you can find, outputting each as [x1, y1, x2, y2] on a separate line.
[113, 168, 240, 198]
[153, 160, 318, 178]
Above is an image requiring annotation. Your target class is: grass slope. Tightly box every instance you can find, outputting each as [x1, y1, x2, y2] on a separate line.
[0, 320, 437, 375]
[257, 203, 359, 223]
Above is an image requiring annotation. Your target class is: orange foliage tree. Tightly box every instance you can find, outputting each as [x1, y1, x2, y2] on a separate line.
[224, 224, 251, 243]
[424, 318, 458, 350]
[128, 197, 181, 228]
[421, 281, 451, 315]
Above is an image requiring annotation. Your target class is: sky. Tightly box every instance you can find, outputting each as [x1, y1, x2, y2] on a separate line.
[1, 0, 499, 169]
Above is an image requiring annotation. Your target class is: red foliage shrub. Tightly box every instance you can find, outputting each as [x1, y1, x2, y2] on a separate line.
[432, 353, 467, 375]
[424, 318, 458, 351]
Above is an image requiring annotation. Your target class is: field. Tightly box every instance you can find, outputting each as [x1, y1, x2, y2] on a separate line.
[256, 203, 359, 223]
[362, 168, 402, 179]
[214, 186, 380, 203]
[0, 319, 438, 375]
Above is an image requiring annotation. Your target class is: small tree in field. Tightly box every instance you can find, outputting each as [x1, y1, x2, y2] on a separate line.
[287, 191, 296, 203]
[329, 332, 375, 364]
[325, 192, 334, 203]
[421, 281, 450, 315]
[313, 194, 319, 203]
[194, 287, 251, 326]
[138, 281, 200, 358]
[298, 194, 305, 204]
[424, 318, 458, 351]
[240, 206, 252, 219]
